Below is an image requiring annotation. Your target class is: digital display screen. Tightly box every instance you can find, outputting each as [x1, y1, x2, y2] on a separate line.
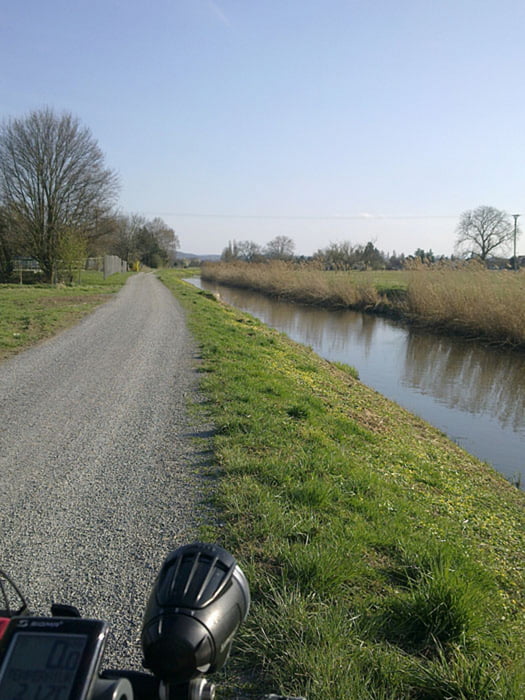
[0, 632, 87, 699]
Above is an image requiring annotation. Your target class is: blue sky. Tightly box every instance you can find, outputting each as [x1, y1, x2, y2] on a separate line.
[2, 0, 525, 256]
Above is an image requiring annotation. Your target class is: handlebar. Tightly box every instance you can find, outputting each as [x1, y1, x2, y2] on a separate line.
[0, 543, 305, 700]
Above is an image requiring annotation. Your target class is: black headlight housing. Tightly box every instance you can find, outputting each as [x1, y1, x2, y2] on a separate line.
[141, 543, 250, 684]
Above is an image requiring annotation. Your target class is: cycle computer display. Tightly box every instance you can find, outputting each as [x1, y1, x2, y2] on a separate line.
[0, 617, 108, 700]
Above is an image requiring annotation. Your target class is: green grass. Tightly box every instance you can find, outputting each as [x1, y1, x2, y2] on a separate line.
[158, 270, 525, 700]
[0, 271, 131, 360]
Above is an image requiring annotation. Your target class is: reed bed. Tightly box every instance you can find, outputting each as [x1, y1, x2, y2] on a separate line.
[405, 265, 525, 346]
[202, 261, 525, 348]
[202, 261, 383, 309]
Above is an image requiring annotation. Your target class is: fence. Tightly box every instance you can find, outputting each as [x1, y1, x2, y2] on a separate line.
[11, 256, 128, 282]
[103, 255, 128, 279]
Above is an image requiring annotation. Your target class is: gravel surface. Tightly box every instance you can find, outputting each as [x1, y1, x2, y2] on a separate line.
[0, 273, 213, 671]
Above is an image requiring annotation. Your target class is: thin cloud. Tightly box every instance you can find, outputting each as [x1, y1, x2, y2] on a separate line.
[207, 0, 231, 27]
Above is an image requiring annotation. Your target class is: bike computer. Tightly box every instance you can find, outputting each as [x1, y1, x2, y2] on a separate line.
[0, 617, 108, 700]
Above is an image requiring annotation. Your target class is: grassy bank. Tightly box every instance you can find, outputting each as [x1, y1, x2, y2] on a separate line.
[201, 261, 525, 348]
[159, 270, 525, 700]
[0, 271, 131, 361]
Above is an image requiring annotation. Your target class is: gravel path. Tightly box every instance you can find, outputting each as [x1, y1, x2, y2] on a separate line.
[0, 273, 213, 670]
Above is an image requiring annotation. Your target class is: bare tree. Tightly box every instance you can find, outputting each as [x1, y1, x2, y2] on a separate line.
[313, 240, 385, 270]
[110, 213, 147, 263]
[236, 240, 262, 262]
[264, 235, 295, 260]
[313, 241, 358, 270]
[0, 108, 119, 281]
[109, 213, 178, 267]
[147, 217, 179, 265]
[455, 206, 517, 260]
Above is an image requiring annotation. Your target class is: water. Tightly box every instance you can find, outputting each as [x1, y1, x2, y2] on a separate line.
[190, 278, 525, 487]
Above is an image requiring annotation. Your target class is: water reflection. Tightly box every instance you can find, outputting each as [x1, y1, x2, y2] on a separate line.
[403, 333, 525, 433]
[192, 279, 525, 485]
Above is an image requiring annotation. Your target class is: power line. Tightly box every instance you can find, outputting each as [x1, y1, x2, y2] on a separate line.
[140, 211, 459, 221]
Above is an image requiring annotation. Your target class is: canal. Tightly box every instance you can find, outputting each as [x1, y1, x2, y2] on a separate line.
[191, 278, 525, 488]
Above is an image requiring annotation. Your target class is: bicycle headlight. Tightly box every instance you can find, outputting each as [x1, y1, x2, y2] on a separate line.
[141, 543, 250, 684]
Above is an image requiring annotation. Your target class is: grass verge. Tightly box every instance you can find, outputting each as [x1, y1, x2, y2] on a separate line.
[0, 271, 132, 361]
[158, 270, 525, 700]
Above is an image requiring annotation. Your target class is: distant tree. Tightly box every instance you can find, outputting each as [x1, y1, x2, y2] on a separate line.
[264, 235, 295, 260]
[386, 251, 405, 270]
[455, 206, 517, 260]
[221, 240, 240, 261]
[147, 217, 179, 265]
[108, 214, 177, 267]
[414, 248, 435, 264]
[237, 240, 263, 262]
[110, 214, 146, 263]
[314, 241, 358, 270]
[133, 217, 177, 268]
[314, 240, 385, 270]
[220, 239, 262, 262]
[82, 211, 123, 258]
[362, 241, 385, 269]
[0, 108, 119, 281]
[134, 226, 165, 268]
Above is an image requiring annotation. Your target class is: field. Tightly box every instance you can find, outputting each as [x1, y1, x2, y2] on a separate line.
[159, 270, 525, 700]
[0, 271, 131, 361]
[201, 261, 525, 348]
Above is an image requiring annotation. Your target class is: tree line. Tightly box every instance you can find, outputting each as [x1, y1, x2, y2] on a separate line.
[0, 108, 178, 282]
[222, 236, 414, 270]
[1, 108, 520, 281]
[222, 205, 522, 271]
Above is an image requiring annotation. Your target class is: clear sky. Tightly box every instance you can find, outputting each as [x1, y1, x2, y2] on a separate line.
[2, 0, 525, 257]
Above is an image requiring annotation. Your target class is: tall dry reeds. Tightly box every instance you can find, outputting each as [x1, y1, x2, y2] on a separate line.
[405, 263, 525, 346]
[201, 261, 382, 309]
[201, 260, 525, 347]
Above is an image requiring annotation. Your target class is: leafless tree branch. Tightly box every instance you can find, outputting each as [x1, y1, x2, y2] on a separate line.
[0, 107, 119, 280]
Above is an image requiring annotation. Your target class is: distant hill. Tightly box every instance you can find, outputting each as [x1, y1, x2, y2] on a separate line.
[177, 252, 221, 261]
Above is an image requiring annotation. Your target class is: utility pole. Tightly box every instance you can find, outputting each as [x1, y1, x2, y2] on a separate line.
[512, 214, 520, 271]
